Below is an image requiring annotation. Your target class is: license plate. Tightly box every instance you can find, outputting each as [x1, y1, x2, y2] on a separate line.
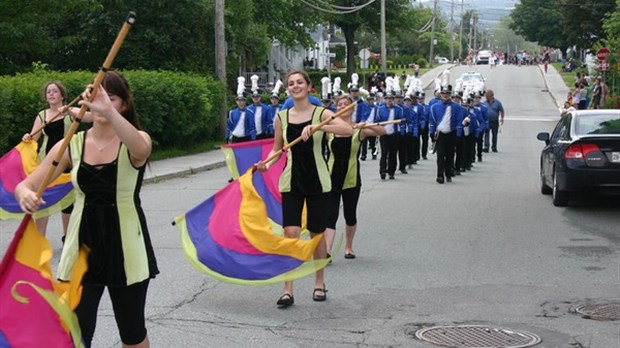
[613, 152, 620, 163]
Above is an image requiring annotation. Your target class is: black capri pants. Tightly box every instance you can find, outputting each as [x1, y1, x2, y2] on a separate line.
[75, 279, 150, 347]
[282, 192, 329, 234]
[326, 186, 361, 229]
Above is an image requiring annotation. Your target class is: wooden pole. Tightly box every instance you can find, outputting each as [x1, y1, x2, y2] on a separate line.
[35, 12, 136, 198]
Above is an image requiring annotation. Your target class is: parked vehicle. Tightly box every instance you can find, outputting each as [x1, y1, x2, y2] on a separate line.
[537, 109, 620, 206]
[435, 56, 449, 64]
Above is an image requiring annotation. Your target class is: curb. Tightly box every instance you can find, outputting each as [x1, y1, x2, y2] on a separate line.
[538, 64, 561, 110]
[143, 160, 227, 185]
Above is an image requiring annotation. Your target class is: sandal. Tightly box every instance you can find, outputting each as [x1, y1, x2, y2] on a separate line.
[276, 293, 294, 307]
[312, 285, 328, 302]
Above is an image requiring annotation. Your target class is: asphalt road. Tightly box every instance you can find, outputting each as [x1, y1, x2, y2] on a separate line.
[1, 64, 619, 347]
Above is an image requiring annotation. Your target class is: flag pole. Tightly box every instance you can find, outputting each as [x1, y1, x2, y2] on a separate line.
[34, 12, 136, 198]
[257, 100, 358, 167]
[26, 95, 82, 139]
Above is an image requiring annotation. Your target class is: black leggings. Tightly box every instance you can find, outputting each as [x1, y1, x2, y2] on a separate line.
[326, 186, 361, 229]
[75, 280, 150, 347]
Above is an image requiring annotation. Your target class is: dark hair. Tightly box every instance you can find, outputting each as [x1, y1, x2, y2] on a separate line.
[102, 71, 141, 130]
[42, 81, 68, 107]
[285, 70, 312, 86]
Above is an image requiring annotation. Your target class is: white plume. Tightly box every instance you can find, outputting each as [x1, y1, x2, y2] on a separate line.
[434, 78, 441, 92]
[236, 76, 245, 96]
[440, 70, 450, 88]
[272, 79, 283, 96]
[385, 77, 394, 95]
[250, 74, 259, 92]
[393, 75, 401, 93]
[351, 73, 359, 88]
[358, 87, 369, 97]
[370, 86, 378, 95]
[321, 77, 331, 99]
[333, 77, 342, 95]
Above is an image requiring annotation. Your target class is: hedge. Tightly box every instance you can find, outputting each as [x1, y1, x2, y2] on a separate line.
[0, 70, 225, 154]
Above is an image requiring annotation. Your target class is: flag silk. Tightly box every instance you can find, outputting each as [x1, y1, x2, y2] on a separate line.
[175, 142, 329, 285]
[0, 141, 73, 220]
[221, 138, 276, 179]
[0, 215, 87, 348]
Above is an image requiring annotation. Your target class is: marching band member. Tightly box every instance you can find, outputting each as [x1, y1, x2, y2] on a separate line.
[377, 78, 403, 180]
[324, 95, 386, 260]
[429, 86, 462, 184]
[226, 77, 256, 143]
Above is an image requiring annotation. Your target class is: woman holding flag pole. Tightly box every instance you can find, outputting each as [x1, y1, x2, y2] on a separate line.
[256, 70, 353, 307]
[324, 94, 387, 260]
[15, 70, 159, 347]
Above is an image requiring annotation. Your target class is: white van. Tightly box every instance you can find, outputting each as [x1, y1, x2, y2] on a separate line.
[477, 50, 493, 65]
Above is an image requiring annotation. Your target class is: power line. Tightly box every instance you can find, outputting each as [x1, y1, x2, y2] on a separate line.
[300, 0, 377, 15]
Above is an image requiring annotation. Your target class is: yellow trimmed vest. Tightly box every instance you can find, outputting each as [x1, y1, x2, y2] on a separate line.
[57, 132, 152, 286]
[327, 128, 362, 190]
[278, 106, 331, 193]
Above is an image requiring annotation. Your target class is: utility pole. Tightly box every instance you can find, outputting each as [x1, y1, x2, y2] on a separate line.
[429, 0, 438, 67]
[215, 0, 227, 138]
[380, 0, 387, 74]
[473, 12, 477, 52]
[449, 0, 454, 62]
[459, 0, 464, 60]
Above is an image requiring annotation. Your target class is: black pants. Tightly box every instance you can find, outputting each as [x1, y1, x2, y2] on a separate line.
[231, 135, 251, 143]
[360, 138, 368, 159]
[476, 135, 484, 158]
[326, 186, 362, 229]
[398, 134, 408, 171]
[435, 131, 456, 178]
[461, 134, 475, 170]
[454, 135, 464, 172]
[368, 137, 377, 157]
[76, 280, 150, 347]
[405, 133, 417, 165]
[420, 125, 429, 159]
[379, 134, 399, 176]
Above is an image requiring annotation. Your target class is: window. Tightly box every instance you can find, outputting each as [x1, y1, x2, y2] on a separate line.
[575, 114, 620, 135]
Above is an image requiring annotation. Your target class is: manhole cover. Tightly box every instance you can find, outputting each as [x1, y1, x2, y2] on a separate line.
[576, 303, 620, 321]
[415, 325, 541, 348]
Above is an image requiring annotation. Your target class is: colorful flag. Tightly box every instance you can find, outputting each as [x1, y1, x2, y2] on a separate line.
[0, 215, 87, 347]
[0, 141, 74, 220]
[175, 140, 329, 285]
[221, 139, 276, 179]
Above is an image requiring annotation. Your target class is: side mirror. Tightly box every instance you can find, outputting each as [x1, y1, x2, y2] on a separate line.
[537, 132, 550, 145]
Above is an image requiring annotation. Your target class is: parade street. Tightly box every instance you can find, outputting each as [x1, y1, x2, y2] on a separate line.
[1, 64, 619, 347]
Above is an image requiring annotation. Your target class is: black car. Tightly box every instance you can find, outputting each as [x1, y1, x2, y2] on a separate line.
[537, 109, 620, 206]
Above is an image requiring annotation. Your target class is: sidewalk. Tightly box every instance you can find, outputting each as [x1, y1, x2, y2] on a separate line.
[538, 63, 570, 110]
[143, 64, 455, 184]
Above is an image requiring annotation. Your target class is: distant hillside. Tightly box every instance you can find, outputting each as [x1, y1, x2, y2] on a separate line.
[418, 0, 517, 30]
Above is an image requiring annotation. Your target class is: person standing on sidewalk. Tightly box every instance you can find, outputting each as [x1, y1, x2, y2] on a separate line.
[483, 89, 504, 153]
[256, 70, 352, 308]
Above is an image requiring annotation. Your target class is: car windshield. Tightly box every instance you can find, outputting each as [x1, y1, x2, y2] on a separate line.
[461, 74, 482, 82]
[575, 113, 620, 135]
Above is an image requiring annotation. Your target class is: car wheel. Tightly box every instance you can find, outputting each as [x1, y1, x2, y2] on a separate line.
[552, 170, 569, 206]
[540, 169, 552, 195]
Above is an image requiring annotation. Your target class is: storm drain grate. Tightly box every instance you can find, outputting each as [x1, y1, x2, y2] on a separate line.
[415, 325, 541, 348]
[576, 303, 620, 321]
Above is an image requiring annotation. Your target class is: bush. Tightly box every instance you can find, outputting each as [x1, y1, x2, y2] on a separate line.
[0, 70, 225, 154]
[416, 57, 429, 68]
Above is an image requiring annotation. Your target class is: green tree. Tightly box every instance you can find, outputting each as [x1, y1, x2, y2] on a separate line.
[0, 0, 99, 74]
[510, 0, 568, 51]
[323, 0, 412, 77]
[556, 0, 616, 48]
